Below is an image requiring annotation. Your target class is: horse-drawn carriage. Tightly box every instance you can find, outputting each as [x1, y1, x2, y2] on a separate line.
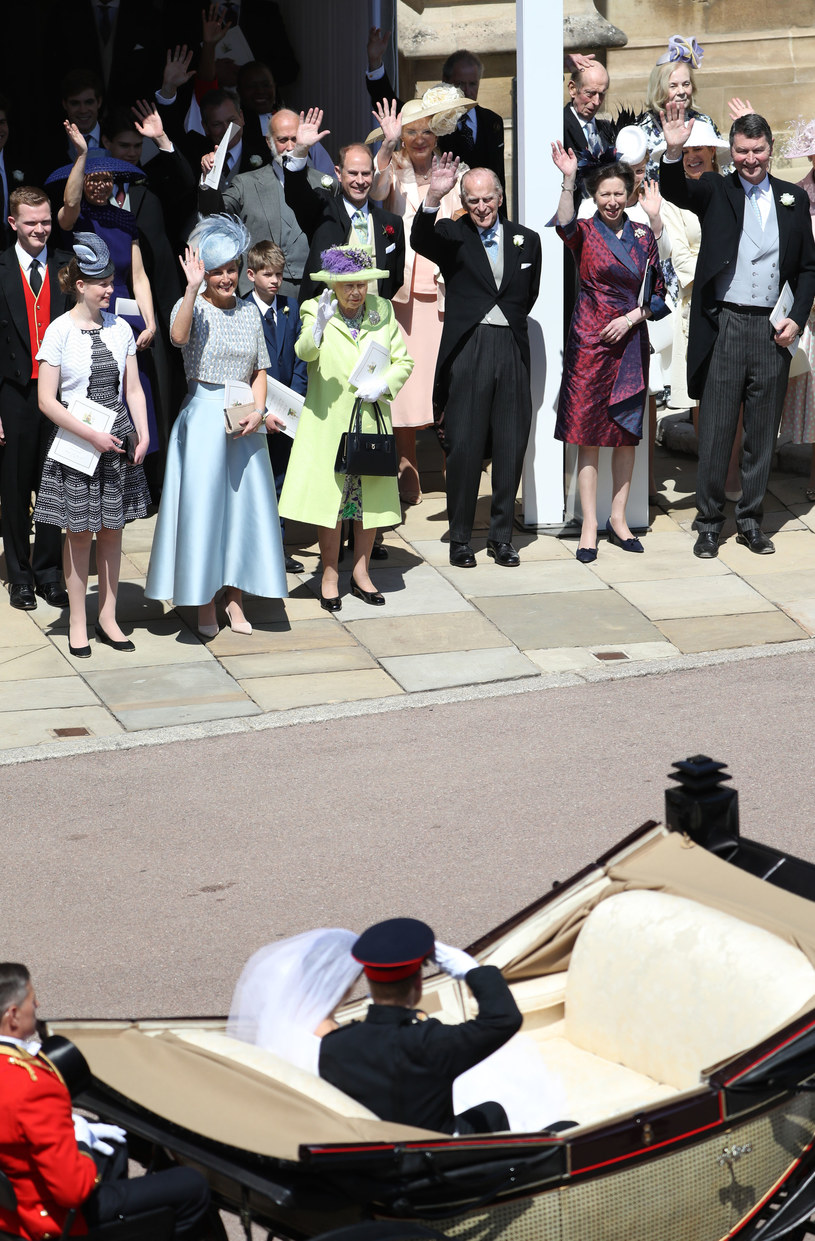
[47, 758, 815, 1241]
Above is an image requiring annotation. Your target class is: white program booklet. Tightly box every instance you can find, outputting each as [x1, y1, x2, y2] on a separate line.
[215, 25, 253, 67]
[348, 341, 390, 390]
[770, 281, 799, 356]
[47, 397, 116, 475]
[114, 297, 140, 318]
[204, 122, 241, 189]
[266, 377, 305, 440]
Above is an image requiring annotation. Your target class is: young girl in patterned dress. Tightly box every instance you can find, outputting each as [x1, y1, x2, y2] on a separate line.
[35, 234, 151, 658]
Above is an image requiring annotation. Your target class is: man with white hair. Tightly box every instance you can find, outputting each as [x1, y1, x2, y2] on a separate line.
[412, 157, 541, 568]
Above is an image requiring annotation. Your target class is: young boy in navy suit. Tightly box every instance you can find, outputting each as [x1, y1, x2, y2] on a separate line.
[245, 240, 309, 574]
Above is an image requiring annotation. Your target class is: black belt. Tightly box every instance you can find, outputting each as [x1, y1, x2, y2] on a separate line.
[718, 301, 773, 316]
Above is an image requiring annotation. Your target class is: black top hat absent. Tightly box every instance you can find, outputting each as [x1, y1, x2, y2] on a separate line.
[353, 918, 435, 982]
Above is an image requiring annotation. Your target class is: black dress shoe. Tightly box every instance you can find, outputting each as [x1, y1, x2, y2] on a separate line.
[351, 578, 385, 606]
[320, 592, 342, 612]
[9, 583, 36, 610]
[486, 539, 520, 567]
[693, 532, 719, 559]
[94, 624, 135, 652]
[449, 541, 476, 567]
[736, 529, 775, 555]
[285, 555, 304, 573]
[35, 582, 69, 608]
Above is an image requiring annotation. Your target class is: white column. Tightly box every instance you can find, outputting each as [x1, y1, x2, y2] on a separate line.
[516, 0, 567, 528]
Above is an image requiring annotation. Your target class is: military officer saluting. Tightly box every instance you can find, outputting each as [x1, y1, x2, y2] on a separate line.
[318, 918, 522, 1133]
[0, 962, 211, 1240]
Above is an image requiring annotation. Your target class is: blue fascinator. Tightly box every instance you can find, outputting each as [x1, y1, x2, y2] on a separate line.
[187, 213, 251, 271]
[73, 231, 114, 279]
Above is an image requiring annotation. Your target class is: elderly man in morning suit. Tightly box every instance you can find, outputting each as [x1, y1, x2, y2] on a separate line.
[411, 156, 541, 569]
[660, 104, 815, 558]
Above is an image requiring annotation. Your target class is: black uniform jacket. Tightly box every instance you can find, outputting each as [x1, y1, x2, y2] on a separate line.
[318, 964, 522, 1134]
[660, 156, 815, 400]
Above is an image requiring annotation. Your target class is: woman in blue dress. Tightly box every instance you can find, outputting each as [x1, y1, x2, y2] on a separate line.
[145, 215, 287, 636]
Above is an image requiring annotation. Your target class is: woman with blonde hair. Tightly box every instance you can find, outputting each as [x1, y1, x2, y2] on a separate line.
[636, 37, 722, 182]
[367, 86, 470, 504]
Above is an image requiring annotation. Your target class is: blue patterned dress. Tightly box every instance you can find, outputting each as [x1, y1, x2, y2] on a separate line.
[145, 296, 287, 607]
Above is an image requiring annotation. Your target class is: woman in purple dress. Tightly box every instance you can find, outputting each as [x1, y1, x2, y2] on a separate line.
[552, 141, 668, 562]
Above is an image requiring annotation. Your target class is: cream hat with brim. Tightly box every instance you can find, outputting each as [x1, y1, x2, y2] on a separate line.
[366, 83, 471, 144]
[310, 244, 389, 284]
[651, 118, 730, 158]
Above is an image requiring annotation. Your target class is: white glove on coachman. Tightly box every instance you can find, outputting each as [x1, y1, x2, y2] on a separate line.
[73, 1114, 128, 1156]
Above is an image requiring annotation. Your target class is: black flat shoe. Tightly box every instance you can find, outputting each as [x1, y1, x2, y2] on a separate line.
[35, 582, 69, 608]
[320, 592, 342, 613]
[370, 544, 389, 560]
[94, 624, 135, 652]
[449, 541, 476, 568]
[68, 642, 92, 659]
[605, 519, 643, 553]
[736, 529, 775, 555]
[351, 579, 385, 606]
[693, 532, 719, 559]
[486, 539, 520, 567]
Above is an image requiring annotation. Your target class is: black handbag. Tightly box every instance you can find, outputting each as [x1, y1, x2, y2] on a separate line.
[334, 398, 398, 477]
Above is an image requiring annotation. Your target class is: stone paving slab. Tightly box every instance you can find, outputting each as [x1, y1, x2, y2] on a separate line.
[239, 668, 403, 712]
[524, 640, 681, 674]
[379, 647, 540, 692]
[655, 611, 807, 654]
[0, 644, 70, 680]
[346, 611, 512, 657]
[83, 662, 259, 731]
[614, 575, 776, 621]
[474, 590, 665, 649]
[781, 600, 815, 636]
[742, 569, 815, 606]
[221, 645, 379, 679]
[0, 675, 98, 711]
[437, 559, 609, 598]
[0, 706, 124, 748]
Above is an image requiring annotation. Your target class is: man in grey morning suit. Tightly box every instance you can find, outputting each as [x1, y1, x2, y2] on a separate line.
[660, 104, 815, 558]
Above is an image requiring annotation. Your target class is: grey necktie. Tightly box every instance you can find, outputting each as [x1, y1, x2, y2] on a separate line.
[748, 185, 764, 229]
[481, 226, 498, 265]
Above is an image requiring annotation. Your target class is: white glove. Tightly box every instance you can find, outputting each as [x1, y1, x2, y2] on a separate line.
[354, 377, 389, 402]
[73, 1114, 127, 1156]
[312, 288, 338, 346]
[434, 940, 480, 980]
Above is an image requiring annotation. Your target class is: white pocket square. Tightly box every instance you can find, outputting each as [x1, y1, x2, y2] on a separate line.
[385, 243, 396, 254]
[521, 262, 532, 270]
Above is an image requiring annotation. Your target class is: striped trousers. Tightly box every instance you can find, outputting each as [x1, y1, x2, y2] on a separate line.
[443, 324, 532, 544]
[694, 307, 791, 535]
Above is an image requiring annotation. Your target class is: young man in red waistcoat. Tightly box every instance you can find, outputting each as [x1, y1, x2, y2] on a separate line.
[0, 187, 69, 609]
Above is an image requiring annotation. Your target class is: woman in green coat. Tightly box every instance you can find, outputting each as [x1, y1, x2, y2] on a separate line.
[279, 245, 413, 611]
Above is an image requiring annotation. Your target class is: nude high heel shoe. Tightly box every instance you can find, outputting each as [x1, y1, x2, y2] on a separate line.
[224, 601, 252, 635]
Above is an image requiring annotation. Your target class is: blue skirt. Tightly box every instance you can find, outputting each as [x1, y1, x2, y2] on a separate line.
[145, 382, 288, 607]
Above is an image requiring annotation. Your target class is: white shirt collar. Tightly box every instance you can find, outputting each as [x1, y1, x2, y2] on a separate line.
[739, 173, 770, 196]
[0, 1034, 42, 1055]
[252, 290, 275, 317]
[343, 197, 369, 219]
[15, 241, 47, 273]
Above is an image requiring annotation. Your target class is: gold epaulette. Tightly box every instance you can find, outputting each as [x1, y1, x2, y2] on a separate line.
[0, 1045, 66, 1086]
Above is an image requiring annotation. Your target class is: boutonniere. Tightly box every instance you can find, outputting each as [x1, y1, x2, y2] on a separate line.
[780, 193, 795, 207]
[634, 226, 647, 237]
[249, 154, 263, 169]
[513, 233, 524, 247]
[368, 309, 381, 325]
[383, 224, 395, 238]
[321, 175, 333, 189]
[12, 169, 24, 183]
[281, 304, 289, 316]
